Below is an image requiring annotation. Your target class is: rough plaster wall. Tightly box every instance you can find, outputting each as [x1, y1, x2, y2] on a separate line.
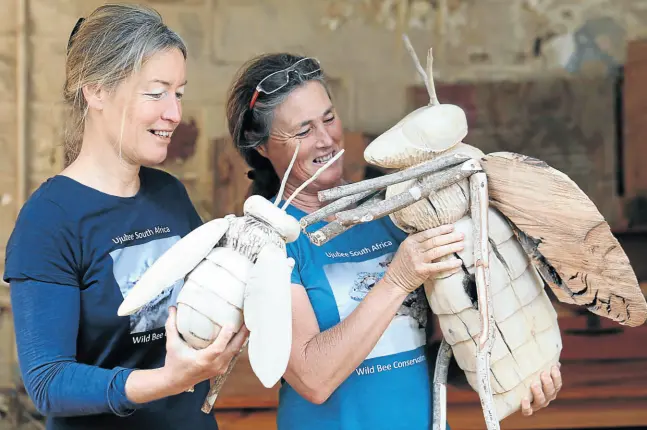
[1, 0, 647, 278]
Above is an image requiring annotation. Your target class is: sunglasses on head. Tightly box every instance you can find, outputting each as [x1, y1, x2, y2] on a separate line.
[249, 57, 322, 109]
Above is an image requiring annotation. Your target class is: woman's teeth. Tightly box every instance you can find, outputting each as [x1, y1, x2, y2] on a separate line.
[314, 153, 334, 164]
[151, 130, 172, 138]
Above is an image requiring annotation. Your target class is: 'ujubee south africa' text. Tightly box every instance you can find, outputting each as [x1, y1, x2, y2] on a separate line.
[112, 225, 171, 245]
[325, 241, 393, 259]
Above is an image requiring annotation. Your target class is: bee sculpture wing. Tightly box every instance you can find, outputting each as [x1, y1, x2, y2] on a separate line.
[481, 151, 647, 327]
[117, 217, 231, 316]
[243, 243, 293, 388]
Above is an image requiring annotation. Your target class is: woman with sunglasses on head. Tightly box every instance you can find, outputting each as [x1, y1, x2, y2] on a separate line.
[226, 53, 563, 429]
[3, 4, 247, 429]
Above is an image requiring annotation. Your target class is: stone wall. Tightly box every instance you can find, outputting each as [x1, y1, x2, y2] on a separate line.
[1, 0, 647, 277]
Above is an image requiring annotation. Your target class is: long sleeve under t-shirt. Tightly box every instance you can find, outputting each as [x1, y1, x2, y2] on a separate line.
[3, 167, 219, 430]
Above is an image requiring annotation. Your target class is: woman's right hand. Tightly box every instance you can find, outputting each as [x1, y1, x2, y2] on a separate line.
[161, 306, 249, 394]
[383, 224, 464, 295]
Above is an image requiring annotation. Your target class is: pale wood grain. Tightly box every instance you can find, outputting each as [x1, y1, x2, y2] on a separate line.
[481, 152, 647, 327]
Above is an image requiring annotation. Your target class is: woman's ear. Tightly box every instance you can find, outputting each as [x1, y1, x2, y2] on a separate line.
[255, 143, 268, 158]
[82, 84, 105, 111]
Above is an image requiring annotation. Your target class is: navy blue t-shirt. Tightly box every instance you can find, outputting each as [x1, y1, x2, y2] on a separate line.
[3, 167, 219, 430]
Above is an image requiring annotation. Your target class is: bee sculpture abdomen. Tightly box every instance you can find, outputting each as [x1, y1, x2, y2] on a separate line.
[386, 149, 562, 419]
[428, 208, 562, 419]
[175, 215, 285, 349]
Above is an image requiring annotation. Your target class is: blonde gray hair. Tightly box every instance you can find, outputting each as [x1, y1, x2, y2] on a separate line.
[63, 3, 187, 166]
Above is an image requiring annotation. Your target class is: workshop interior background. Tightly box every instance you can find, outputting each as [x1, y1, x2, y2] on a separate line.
[2, 0, 647, 429]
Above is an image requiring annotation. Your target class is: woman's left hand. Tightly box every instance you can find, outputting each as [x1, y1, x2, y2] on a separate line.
[521, 363, 563, 416]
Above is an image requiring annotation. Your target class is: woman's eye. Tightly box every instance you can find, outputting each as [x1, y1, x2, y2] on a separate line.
[324, 115, 335, 123]
[176, 93, 184, 100]
[295, 129, 311, 138]
[146, 92, 165, 100]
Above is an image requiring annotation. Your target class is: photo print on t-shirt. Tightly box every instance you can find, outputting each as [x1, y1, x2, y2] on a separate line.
[323, 252, 427, 360]
[110, 235, 183, 334]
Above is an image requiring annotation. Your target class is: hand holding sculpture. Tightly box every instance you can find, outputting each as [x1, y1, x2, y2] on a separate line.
[384, 225, 464, 295]
[161, 306, 250, 394]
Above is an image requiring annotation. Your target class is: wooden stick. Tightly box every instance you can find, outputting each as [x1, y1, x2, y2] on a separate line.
[402, 33, 433, 102]
[318, 154, 471, 203]
[201, 349, 243, 413]
[401, 33, 440, 107]
[300, 189, 376, 231]
[432, 339, 452, 430]
[426, 47, 439, 106]
[307, 221, 348, 247]
[307, 191, 385, 246]
[470, 170, 499, 430]
[334, 160, 481, 227]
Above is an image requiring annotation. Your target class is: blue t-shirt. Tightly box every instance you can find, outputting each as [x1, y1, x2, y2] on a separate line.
[3, 167, 219, 430]
[277, 202, 436, 430]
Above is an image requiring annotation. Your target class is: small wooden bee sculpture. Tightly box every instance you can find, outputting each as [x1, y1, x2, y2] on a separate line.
[117, 145, 344, 412]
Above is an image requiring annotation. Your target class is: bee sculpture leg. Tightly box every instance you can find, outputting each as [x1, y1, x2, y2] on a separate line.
[469, 169, 498, 430]
[201, 347, 244, 413]
[425, 170, 497, 430]
[432, 339, 452, 430]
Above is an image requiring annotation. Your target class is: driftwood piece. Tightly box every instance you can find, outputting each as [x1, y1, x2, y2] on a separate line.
[300, 189, 375, 230]
[201, 350, 243, 413]
[318, 154, 470, 202]
[432, 339, 452, 430]
[307, 220, 349, 247]
[470, 170, 498, 430]
[306, 191, 386, 246]
[481, 152, 647, 327]
[470, 170, 493, 351]
[333, 160, 481, 227]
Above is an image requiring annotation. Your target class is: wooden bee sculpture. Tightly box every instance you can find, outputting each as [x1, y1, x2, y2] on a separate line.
[117, 145, 344, 412]
[298, 36, 647, 430]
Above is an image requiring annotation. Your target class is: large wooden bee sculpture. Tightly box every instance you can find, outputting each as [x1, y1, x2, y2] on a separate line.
[299, 36, 647, 430]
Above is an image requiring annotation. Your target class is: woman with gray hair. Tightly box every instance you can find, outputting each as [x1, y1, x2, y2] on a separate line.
[3, 4, 246, 429]
[225, 53, 562, 429]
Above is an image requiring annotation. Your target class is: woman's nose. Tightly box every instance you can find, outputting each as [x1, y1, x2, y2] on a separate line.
[315, 126, 334, 147]
[162, 98, 182, 123]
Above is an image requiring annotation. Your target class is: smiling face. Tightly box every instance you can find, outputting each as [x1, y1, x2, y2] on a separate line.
[85, 47, 187, 166]
[258, 80, 345, 194]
